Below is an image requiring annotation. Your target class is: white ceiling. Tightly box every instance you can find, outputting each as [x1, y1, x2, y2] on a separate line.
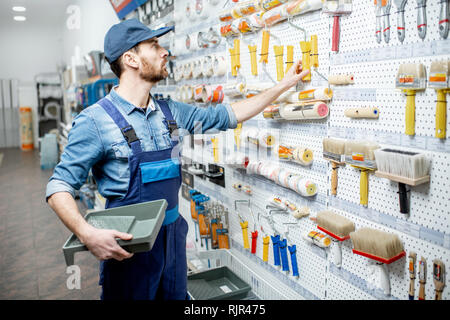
[0, 0, 73, 28]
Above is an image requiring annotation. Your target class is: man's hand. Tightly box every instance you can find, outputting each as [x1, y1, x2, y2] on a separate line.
[80, 226, 134, 261]
[279, 60, 310, 90]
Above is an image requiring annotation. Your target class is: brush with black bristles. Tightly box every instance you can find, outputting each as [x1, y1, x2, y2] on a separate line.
[374, 148, 430, 214]
[350, 227, 406, 296]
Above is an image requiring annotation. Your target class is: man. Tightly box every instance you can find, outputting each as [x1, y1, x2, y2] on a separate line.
[46, 18, 309, 300]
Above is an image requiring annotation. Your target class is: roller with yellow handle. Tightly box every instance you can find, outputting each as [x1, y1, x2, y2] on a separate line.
[344, 140, 380, 207]
[396, 63, 426, 136]
[428, 60, 450, 139]
[260, 30, 270, 64]
[274, 45, 284, 81]
[211, 137, 219, 163]
[234, 38, 241, 70]
[234, 123, 242, 149]
[229, 47, 237, 76]
[285, 45, 294, 74]
[248, 45, 258, 76]
[240, 221, 250, 249]
[300, 41, 311, 81]
[310, 34, 318, 68]
[262, 235, 270, 262]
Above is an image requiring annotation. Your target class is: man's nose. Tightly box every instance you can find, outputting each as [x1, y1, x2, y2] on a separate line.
[161, 48, 169, 58]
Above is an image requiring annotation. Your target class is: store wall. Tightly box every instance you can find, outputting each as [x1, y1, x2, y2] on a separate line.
[61, 0, 119, 66]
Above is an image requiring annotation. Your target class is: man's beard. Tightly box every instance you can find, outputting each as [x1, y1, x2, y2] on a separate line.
[139, 56, 167, 83]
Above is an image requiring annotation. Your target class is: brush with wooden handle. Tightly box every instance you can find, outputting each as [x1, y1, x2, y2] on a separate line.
[418, 257, 427, 300]
[323, 138, 346, 196]
[433, 259, 445, 300]
[350, 228, 406, 296]
[409, 251, 417, 300]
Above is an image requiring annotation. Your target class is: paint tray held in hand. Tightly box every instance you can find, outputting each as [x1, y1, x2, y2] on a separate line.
[62, 199, 167, 266]
[187, 266, 251, 300]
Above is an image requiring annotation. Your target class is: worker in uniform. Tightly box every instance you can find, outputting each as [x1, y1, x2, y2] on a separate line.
[46, 18, 309, 300]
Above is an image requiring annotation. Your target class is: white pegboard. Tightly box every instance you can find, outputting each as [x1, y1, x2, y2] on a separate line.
[158, 0, 450, 300]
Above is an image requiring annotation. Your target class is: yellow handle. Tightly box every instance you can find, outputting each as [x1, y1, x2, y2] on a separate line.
[234, 123, 242, 149]
[274, 45, 284, 81]
[285, 45, 294, 74]
[360, 169, 369, 206]
[260, 30, 270, 64]
[435, 89, 447, 139]
[212, 137, 219, 163]
[310, 35, 318, 68]
[263, 236, 270, 262]
[300, 41, 311, 81]
[229, 47, 237, 77]
[240, 221, 249, 249]
[405, 89, 416, 136]
[331, 162, 338, 196]
[249, 45, 258, 76]
[234, 38, 241, 69]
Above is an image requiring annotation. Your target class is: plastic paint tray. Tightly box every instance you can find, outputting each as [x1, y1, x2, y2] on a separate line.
[62, 199, 167, 266]
[187, 266, 251, 300]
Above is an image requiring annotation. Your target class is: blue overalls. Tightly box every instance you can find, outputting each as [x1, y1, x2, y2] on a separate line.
[97, 97, 188, 300]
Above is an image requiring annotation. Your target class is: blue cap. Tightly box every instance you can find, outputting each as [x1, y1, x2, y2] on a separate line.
[104, 18, 174, 63]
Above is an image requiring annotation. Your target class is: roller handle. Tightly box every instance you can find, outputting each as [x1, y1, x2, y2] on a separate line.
[360, 169, 369, 207]
[332, 15, 340, 52]
[279, 239, 289, 272]
[260, 30, 270, 64]
[376, 8, 382, 43]
[383, 9, 391, 43]
[439, 0, 449, 39]
[435, 90, 447, 139]
[249, 45, 258, 76]
[397, 7, 406, 42]
[398, 182, 410, 214]
[240, 221, 250, 249]
[331, 240, 342, 268]
[251, 230, 258, 254]
[262, 236, 270, 262]
[417, 2, 427, 39]
[405, 90, 416, 136]
[288, 245, 299, 277]
[419, 282, 426, 300]
[378, 262, 391, 296]
[310, 35, 318, 68]
[331, 162, 339, 196]
[271, 235, 281, 266]
[285, 45, 294, 73]
[409, 278, 415, 300]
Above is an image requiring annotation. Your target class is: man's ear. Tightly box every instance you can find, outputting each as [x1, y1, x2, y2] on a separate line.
[122, 51, 140, 70]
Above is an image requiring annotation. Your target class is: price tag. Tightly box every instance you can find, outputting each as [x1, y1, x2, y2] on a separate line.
[420, 227, 444, 246]
[435, 40, 450, 55]
[384, 46, 396, 60]
[413, 42, 433, 57]
[401, 135, 427, 150]
[395, 44, 413, 58]
[427, 137, 450, 153]
[444, 234, 450, 250]
[369, 48, 380, 61]
[380, 132, 401, 146]
[396, 219, 411, 235]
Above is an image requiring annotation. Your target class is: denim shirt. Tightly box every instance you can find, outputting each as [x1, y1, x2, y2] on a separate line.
[46, 87, 238, 201]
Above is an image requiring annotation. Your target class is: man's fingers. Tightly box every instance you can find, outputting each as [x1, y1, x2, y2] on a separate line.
[293, 60, 303, 74]
[113, 230, 133, 241]
[298, 69, 310, 79]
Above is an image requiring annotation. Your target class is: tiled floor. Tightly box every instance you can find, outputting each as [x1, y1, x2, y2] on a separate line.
[0, 148, 100, 300]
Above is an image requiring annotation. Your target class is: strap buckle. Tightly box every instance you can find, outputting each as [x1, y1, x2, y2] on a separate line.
[121, 125, 139, 145]
[166, 120, 178, 136]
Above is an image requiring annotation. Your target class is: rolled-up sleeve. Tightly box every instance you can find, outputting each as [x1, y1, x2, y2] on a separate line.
[168, 99, 238, 134]
[46, 108, 105, 201]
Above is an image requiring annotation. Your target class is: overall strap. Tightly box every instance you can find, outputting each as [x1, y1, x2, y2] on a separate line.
[156, 99, 179, 147]
[97, 98, 143, 154]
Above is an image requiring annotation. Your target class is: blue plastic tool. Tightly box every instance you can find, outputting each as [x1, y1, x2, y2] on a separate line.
[279, 238, 289, 272]
[288, 244, 299, 277]
[271, 235, 281, 266]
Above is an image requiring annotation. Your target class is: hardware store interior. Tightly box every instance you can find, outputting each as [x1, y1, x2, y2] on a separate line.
[0, 0, 449, 301]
